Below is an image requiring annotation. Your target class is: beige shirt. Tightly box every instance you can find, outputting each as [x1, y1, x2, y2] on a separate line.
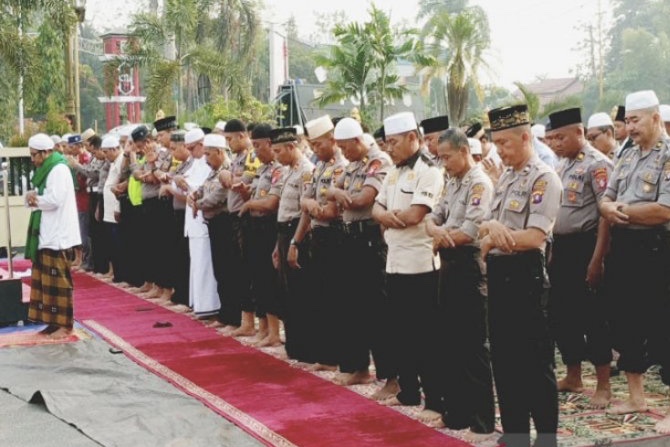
[605, 137, 670, 230]
[196, 160, 230, 219]
[302, 151, 348, 227]
[335, 148, 392, 222]
[487, 154, 562, 253]
[250, 161, 286, 217]
[376, 151, 444, 274]
[227, 149, 258, 213]
[277, 155, 315, 223]
[554, 144, 612, 235]
[431, 164, 493, 244]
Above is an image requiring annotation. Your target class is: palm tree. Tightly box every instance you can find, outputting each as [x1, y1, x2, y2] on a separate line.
[416, 5, 491, 126]
[314, 5, 413, 124]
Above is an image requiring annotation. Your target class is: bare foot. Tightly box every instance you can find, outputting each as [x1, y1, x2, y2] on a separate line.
[372, 378, 400, 401]
[380, 396, 402, 406]
[170, 304, 192, 314]
[159, 289, 173, 301]
[136, 283, 152, 293]
[557, 376, 584, 393]
[255, 335, 282, 347]
[255, 331, 269, 342]
[607, 399, 648, 415]
[463, 430, 496, 443]
[588, 389, 612, 409]
[231, 325, 257, 337]
[141, 287, 162, 299]
[206, 320, 225, 329]
[308, 363, 338, 372]
[48, 327, 73, 339]
[334, 371, 372, 386]
[218, 325, 238, 335]
[417, 409, 445, 427]
[655, 411, 670, 434]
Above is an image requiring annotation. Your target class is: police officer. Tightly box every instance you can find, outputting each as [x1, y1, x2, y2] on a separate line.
[547, 107, 613, 409]
[270, 127, 315, 363]
[420, 115, 450, 164]
[479, 104, 561, 447]
[219, 119, 257, 335]
[290, 115, 348, 371]
[586, 113, 618, 159]
[612, 105, 635, 158]
[599, 91, 670, 433]
[191, 133, 231, 325]
[239, 123, 287, 347]
[330, 120, 397, 393]
[372, 111, 445, 427]
[425, 128, 495, 440]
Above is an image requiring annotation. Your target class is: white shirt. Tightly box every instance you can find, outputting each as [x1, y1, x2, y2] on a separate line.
[103, 153, 124, 223]
[376, 152, 444, 274]
[31, 163, 81, 250]
[184, 157, 213, 238]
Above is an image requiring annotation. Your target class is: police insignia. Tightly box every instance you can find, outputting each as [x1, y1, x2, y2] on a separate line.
[531, 179, 547, 204]
[577, 152, 585, 161]
[509, 199, 520, 210]
[567, 191, 577, 203]
[367, 159, 382, 176]
[302, 172, 313, 182]
[664, 161, 670, 181]
[271, 168, 282, 185]
[593, 167, 608, 190]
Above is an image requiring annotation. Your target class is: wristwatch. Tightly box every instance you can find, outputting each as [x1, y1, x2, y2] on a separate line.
[290, 238, 298, 246]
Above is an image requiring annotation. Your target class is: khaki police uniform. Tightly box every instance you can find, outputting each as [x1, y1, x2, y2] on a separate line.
[604, 137, 670, 385]
[550, 145, 613, 369]
[276, 155, 315, 362]
[334, 148, 397, 379]
[485, 154, 561, 447]
[221, 148, 259, 326]
[375, 150, 445, 412]
[196, 162, 232, 324]
[170, 156, 195, 306]
[300, 151, 348, 367]
[247, 161, 286, 318]
[432, 164, 495, 434]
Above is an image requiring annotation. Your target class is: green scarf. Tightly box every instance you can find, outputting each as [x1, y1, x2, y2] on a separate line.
[25, 151, 69, 262]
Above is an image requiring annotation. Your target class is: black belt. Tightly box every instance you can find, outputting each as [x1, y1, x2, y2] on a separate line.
[553, 229, 597, 244]
[277, 218, 300, 234]
[333, 219, 380, 237]
[439, 245, 480, 261]
[486, 249, 544, 272]
[611, 227, 670, 251]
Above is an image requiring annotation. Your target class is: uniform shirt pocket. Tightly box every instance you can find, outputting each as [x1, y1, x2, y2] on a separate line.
[635, 169, 661, 200]
[563, 180, 585, 207]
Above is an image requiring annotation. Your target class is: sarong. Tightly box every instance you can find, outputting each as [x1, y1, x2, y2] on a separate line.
[29, 248, 75, 328]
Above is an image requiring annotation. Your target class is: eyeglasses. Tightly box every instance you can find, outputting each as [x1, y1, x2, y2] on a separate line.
[29, 152, 41, 158]
[586, 131, 605, 142]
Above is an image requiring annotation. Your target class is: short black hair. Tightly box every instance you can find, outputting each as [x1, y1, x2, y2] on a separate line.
[224, 119, 246, 133]
[251, 123, 274, 140]
[89, 135, 102, 150]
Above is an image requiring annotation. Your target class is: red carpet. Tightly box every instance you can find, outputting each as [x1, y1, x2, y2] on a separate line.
[30, 267, 469, 447]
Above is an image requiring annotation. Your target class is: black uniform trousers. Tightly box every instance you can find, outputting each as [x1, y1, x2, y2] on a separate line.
[248, 215, 280, 317]
[549, 231, 612, 367]
[336, 221, 397, 379]
[307, 225, 342, 367]
[139, 197, 174, 289]
[171, 208, 190, 306]
[487, 250, 558, 447]
[89, 192, 108, 274]
[207, 212, 238, 326]
[231, 215, 254, 316]
[606, 228, 670, 385]
[439, 246, 495, 434]
[116, 196, 143, 287]
[388, 270, 445, 413]
[277, 219, 317, 363]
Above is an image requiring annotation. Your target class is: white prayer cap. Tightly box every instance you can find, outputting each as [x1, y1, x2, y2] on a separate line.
[214, 120, 227, 131]
[625, 90, 660, 112]
[184, 122, 198, 131]
[28, 133, 55, 151]
[587, 112, 614, 129]
[305, 115, 334, 140]
[468, 138, 482, 156]
[101, 135, 120, 149]
[334, 117, 363, 140]
[293, 125, 305, 136]
[184, 128, 205, 145]
[660, 105, 670, 123]
[383, 112, 418, 136]
[81, 128, 96, 141]
[531, 124, 545, 139]
[203, 133, 228, 149]
[50, 135, 62, 145]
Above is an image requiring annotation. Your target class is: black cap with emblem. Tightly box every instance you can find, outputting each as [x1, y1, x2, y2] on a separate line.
[548, 108, 582, 130]
[488, 105, 530, 131]
[420, 115, 449, 135]
[153, 116, 177, 132]
[131, 125, 150, 142]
